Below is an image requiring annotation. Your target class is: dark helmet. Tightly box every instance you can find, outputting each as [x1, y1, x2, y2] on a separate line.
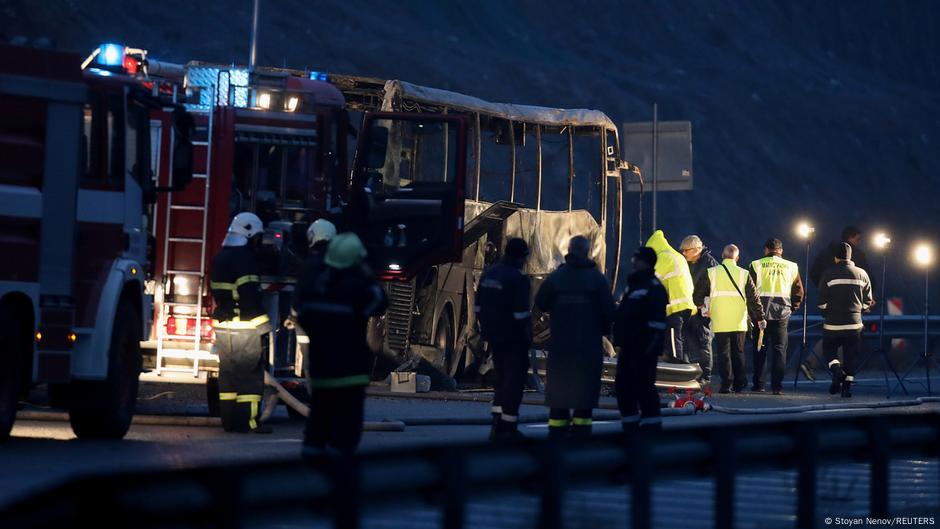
[505, 238, 530, 260]
[633, 246, 657, 268]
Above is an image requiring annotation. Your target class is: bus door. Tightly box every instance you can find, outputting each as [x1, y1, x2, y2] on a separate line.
[349, 113, 467, 280]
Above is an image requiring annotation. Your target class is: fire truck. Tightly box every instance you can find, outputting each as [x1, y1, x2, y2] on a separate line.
[0, 42, 195, 440]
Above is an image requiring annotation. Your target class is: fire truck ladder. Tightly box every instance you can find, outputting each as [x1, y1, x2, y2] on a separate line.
[155, 87, 216, 377]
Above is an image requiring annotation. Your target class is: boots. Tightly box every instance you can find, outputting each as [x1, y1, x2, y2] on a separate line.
[828, 360, 844, 395]
[841, 375, 854, 398]
[491, 417, 525, 442]
[488, 413, 501, 442]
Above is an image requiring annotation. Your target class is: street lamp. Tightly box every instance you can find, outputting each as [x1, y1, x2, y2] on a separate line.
[793, 221, 815, 387]
[893, 243, 936, 396]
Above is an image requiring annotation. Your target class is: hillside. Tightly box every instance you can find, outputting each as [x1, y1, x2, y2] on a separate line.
[3, 0, 939, 305]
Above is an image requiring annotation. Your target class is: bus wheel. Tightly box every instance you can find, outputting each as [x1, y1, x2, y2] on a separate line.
[435, 310, 456, 376]
[69, 299, 141, 439]
[0, 303, 26, 442]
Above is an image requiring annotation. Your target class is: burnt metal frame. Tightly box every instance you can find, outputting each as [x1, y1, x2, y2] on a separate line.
[2, 412, 938, 529]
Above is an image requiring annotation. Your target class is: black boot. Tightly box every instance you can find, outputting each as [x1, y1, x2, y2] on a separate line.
[488, 413, 501, 441]
[841, 375, 854, 398]
[547, 424, 569, 440]
[828, 361, 844, 395]
[493, 418, 525, 442]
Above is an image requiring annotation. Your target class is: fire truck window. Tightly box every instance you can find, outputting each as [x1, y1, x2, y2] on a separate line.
[284, 146, 312, 204]
[106, 95, 125, 187]
[478, 115, 512, 203]
[514, 123, 538, 208]
[571, 126, 602, 222]
[256, 144, 285, 222]
[540, 125, 570, 211]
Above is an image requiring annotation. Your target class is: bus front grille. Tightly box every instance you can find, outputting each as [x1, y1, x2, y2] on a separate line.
[384, 279, 416, 356]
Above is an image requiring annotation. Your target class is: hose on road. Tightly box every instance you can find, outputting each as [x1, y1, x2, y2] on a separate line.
[708, 396, 940, 415]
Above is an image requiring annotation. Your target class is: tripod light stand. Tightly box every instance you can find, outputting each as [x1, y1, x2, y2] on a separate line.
[891, 243, 939, 397]
[792, 221, 818, 388]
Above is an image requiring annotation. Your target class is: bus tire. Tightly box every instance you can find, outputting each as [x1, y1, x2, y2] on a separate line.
[435, 309, 456, 376]
[69, 298, 141, 439]
[0, 302, 27, 442]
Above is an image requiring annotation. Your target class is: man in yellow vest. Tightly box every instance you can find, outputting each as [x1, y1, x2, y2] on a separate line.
[695, 245, 765, 393]
[646, 230, 697, 363]
[749, 238, 804, 394]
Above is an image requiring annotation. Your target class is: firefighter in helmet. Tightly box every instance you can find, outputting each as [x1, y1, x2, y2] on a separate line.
[296, 232, 387, 456]
[290, 218, 337, 368]
[210, 212, 272, 433]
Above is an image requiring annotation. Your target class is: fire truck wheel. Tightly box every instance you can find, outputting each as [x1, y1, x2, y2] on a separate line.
[68, 299, 141, 439]
[0, 303, 27, 442]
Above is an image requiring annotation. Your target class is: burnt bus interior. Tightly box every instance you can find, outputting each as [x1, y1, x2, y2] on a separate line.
[337, 76, 624, 381]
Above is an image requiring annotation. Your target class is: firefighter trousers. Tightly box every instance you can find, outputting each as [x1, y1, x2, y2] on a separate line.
[215, 328, 266, 433]
[616, 344, 661, 428]
[304, 385, 366, 454]
[490, 341, 529, 421]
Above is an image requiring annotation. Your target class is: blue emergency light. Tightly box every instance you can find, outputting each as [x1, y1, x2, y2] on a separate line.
[309, 71, 328, 81]
[97, 43, 125, 67]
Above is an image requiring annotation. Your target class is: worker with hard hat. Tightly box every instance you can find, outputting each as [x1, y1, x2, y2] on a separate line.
[749, 238, 804, 394]
[694, 244, 765, 393]
[613, 246, 668, 432]
[210, 212, 272, 433]
[645, 230, 697, 363]
[296, 232, 387, 456]
[291, 218, 338, 376]
[475, 237, 532, 441]
[679, 234, 719, 384]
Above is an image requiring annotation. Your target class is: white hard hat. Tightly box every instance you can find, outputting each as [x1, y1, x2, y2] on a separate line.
[306, 218, 337, 248]
[223, 212, 263, 247]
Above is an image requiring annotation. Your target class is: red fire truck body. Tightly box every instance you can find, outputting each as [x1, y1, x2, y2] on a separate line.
[0, 43, 195, 440]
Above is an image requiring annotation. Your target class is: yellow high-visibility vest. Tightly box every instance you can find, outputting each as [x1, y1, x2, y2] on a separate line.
[750, 255, 799, 301]
[707, 260, 750, 333]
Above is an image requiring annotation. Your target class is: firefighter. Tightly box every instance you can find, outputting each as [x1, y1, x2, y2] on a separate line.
[290, 218, 337, 375]
[645, 230, 697, 363]
[534, 236, 615, 439]
[613, 247, 668, 433]
[817, 243, 874, 398]
[296, 232, 387, 456]
[475, 237, 532, 441]
[694, 245, 765, 393]
[749, 238, 804, 393]
[210, 212, 272, 434]
[680, 235, 719, 384]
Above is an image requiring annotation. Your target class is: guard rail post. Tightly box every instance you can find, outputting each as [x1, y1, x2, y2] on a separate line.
[538, 440, 565, 529]
[796, 425, 819, 529]
[438, 447, 467, 529]
[713, 429, 736, 529]
[629, 431, 653, 529]
[867, 417, 890, 518]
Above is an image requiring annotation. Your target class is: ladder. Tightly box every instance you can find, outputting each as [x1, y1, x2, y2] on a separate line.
[155, 86, 216, 377]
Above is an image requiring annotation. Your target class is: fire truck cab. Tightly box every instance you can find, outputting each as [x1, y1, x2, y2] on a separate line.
[0, 43, 195, 440]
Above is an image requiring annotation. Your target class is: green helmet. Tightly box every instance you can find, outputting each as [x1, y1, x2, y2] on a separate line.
[324, 232, 368, 269]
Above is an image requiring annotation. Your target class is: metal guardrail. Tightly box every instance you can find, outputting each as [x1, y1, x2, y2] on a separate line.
[788, 315, 940, 340]
[2, 412, 939, 529]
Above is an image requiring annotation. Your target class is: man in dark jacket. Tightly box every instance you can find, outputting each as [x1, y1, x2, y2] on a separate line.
[818, 243, 874, 398]
[211, 212, 273, 434]
[475, 238, 532, 441]
[534, 236, 615, 439]
[680, 235, 719, 383]
[613, 247, 668, 433]
[804, 226, 872, 381]
[296, 232, 388, 456]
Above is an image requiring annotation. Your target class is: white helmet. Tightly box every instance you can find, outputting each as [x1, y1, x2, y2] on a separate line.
[223, 212, 263, 247]
[306, 218, 337, 248]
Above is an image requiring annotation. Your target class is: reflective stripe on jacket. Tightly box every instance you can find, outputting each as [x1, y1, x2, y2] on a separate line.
[210, 245, 271, 332]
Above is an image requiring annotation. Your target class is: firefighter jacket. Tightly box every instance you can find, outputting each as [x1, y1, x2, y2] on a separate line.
[534, 253, 616, 410]
[292, 239, 330, 317]
[296, 264, 388, 388]
[645, 230, 697, 317]
[475, 259, 532, 347]
[210, 245, 271, 333]
[698, 259, 765, 333]
[817, 260, 873, 332]
[613, 269, 668, 354]
[748, 255, 804, 321]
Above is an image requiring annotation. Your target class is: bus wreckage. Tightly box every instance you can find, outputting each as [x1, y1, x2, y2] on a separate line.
[334, 77, 702, 391]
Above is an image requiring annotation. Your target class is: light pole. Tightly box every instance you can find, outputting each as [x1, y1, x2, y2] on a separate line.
[861, 232, 908, 397]
[892, 243, 935, 396]
[792, 221, 815, 387]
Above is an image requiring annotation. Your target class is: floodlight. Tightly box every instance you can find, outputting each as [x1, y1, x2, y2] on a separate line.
[795, 221, 815, 240]
[913, 244, 932, 267]
[873, 232, 891, 250]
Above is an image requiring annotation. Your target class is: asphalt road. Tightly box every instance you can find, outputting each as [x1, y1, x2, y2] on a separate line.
[3, 374, 940, 525]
